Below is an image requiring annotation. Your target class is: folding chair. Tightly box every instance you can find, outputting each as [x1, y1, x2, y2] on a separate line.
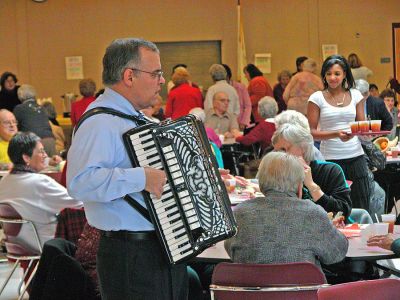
[317, 278, 400, 300]
[43, 171, 63, 184]
[0, 203, 42, 300]
[348, 208, 374, 224]
[210, 262, 329, 300]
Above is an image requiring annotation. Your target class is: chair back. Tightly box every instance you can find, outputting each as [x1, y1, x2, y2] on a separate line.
[0, 204, 42, 299]
[0, 203, 23, 236]
[0, 203, 42, 254]
[317, 278, 400, 300]
[349, 208, 373, 224]
[43, 171, 63, 184]
[211, 262, 328, 300]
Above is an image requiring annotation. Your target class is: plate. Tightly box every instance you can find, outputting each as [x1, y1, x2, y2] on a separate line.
[346, 130, 391, 136]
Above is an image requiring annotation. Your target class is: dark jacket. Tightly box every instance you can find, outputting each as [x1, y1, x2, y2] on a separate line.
[390, 78, 400, 95]
[366, 95, 393, 131]
[304, 160, 352, 218]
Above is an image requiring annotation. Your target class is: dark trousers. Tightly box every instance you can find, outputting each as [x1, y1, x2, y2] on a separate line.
[97, 234, 188, 300]
[329, 155, 372, 213]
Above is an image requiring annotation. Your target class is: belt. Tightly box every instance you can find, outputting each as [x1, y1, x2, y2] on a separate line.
[100, 230, 156, 241]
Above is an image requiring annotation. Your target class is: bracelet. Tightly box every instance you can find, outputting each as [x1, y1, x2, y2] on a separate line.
[309, 184, 321, 194]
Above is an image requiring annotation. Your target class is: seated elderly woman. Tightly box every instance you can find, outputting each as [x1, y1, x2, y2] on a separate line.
[274, 109, 324, 161]
[272, 123, 352, 218]
[224, 151, 348, 270]
[235, 96, 277, 152]
[0, 132, 82, 252]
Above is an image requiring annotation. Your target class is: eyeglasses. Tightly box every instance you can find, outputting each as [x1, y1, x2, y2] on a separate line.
[1, 120, 18, 127]
[129, 68, 164, 80]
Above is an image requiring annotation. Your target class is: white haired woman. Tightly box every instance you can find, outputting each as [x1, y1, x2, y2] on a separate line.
[274, 109, 324, 161]
[272, 123, 352, 218]
[224, 151, 348, 270]
[235, 96, 277, 152]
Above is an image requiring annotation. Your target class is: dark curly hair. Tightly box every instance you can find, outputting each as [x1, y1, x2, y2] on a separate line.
[321, 55, 355, 90]
[0, 72, 18, 89]
[243, 64, 263, 79]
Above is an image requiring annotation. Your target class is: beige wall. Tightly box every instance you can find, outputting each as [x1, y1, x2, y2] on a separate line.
[1, 0, 399, 112]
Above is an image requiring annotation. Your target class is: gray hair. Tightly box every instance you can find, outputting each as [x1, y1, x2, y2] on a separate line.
[271, 123, 315, 162]
[102, 38, 159, 86]
[209, 64, 227, 82]
[41, 101, 57, 119]
[257, 151, 304, 195]
[79, 78, 97, 97]
[303, 58, 318, 73]
[17, 84, 37, 102]
[355, 79, 369, 96]
[189, 107, 205, 122]
[258, 96, 278, 119]
[274, 110, 310, 131]
[277, 70, 292, 82]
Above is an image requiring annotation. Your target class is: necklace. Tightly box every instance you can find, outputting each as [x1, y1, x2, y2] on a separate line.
[327, 90, 346, 107]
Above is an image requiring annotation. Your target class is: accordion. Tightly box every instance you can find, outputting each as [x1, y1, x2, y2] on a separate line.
[123, 115, 237, 264]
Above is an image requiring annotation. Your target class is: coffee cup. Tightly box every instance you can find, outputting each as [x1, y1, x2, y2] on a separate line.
[372, 223, 389, 236]
[381, 214, 396, 233]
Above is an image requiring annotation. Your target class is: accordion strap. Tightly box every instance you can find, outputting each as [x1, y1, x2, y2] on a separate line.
[73, 106, 146, 135]
[123, 195, 152, 223]
[72, 106, 151, 223]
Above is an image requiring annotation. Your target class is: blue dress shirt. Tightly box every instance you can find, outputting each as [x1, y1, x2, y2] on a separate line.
[67, 88, 154, 231]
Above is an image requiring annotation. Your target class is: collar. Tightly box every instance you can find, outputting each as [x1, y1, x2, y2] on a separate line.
[263, 189, 298, 198]
[92, 87, 142, 118]
[210, 108, 229, 118]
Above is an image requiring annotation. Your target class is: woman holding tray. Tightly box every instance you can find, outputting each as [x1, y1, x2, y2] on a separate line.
[307, 55, 372, 213]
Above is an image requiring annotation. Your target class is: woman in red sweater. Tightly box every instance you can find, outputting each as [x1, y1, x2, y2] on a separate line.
[243, 64, 273, 122]
[165, 67, 203, 120]
[236, 96, 277, 152]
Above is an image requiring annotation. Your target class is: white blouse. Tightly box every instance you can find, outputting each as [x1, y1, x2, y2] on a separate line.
[308, 89, 364, 160]
[0, 172, 83, 252]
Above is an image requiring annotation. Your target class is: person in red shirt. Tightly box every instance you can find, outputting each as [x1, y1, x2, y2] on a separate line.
[70, 79, 97, 126]
[243, 64, 273, 122]
[236, 96, 277, 152]
[165, 67, 203, 120]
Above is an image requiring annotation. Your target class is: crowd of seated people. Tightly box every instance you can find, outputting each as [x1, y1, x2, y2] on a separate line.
[1, 49, 400, 299]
